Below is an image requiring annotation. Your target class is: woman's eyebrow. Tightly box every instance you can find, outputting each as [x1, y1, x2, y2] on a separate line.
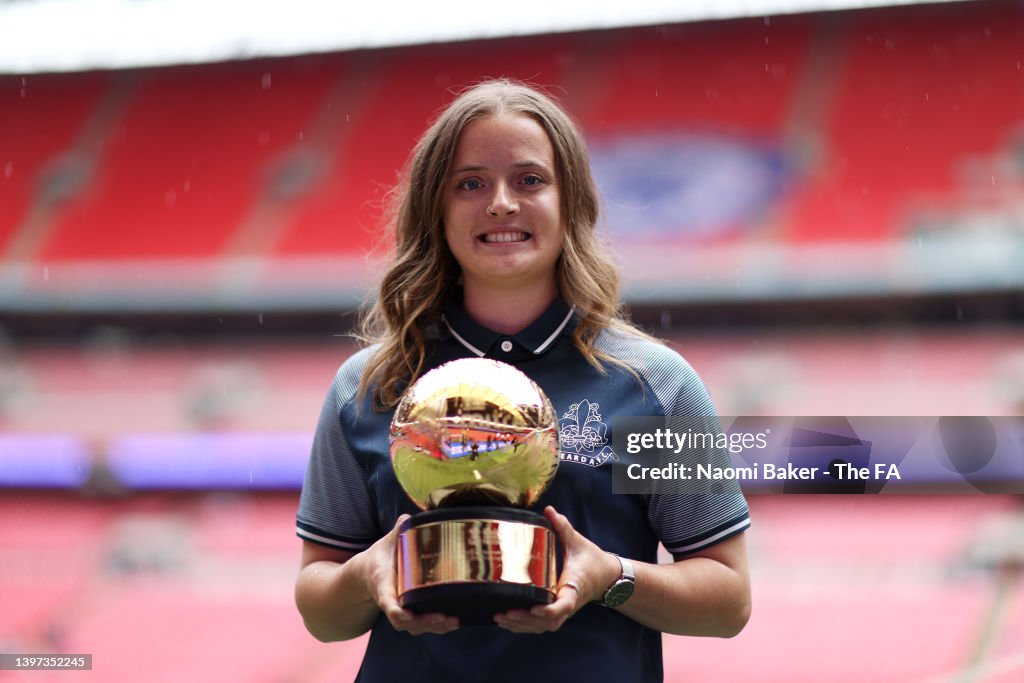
[451, 164, 487, 174]
[451, 160, 551, 174]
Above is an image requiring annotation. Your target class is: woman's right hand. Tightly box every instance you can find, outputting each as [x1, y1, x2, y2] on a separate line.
[360, 514, 460, 636]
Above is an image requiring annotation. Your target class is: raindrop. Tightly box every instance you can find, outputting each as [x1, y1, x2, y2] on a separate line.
[764, 16, 771, 27]
[3, 162, 12, 179]
[956, 307, 964, 321]
[925, 93, 929, 102]
[261, 73, 272, 90]
[43, 266, 49, 281]
[660, 310, 671, 328]
[992, 175, 996, 186]
[654, 89, 658, 97]
[345, 113, 350, 123]
[765, 36, 769, 46]
[299, 131, 304, 140]
[183, 180, 191, 192]
[164, 189, 177, 208]
[258, 313, 264, 324]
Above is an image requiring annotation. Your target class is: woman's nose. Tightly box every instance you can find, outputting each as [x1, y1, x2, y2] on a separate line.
[487, 182, 518, 216]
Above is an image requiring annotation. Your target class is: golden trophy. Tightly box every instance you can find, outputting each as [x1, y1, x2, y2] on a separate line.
[390, 358, 560, 625]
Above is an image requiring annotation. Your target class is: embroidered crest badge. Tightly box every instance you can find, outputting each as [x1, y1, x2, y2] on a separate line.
[558, 399, 619, 467]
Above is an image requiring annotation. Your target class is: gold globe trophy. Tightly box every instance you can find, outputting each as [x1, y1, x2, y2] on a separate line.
[390, 357, 560, 625]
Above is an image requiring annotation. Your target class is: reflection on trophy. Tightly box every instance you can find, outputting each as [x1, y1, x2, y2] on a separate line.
[390, 358, 560, 625]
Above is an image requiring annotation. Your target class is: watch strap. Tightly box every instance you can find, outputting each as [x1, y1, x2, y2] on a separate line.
[616, 554, 635, 582]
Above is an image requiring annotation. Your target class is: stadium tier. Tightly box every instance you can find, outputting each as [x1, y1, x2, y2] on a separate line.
[581, 16, 813, 136]
[40, 59, 344, 263]
[1, 1, 1022, 310]
[0, 72, 110, 258]
[785, 0, 1024, 242]
[0, 494, 1017, 682]
[2, 328, 1022, 493]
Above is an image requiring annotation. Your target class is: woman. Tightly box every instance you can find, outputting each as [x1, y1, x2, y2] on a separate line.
[295, 79, 751, 682]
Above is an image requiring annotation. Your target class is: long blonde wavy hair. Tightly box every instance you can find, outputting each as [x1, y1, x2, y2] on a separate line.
[358, 79, 645, 408]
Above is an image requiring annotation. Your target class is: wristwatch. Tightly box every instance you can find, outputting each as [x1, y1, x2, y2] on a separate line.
[601, 553, 635, 607]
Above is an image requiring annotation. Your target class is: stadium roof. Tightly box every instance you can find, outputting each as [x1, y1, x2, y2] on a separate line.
[0, 0, 972, 74]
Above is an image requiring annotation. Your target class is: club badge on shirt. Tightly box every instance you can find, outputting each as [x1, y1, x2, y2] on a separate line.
[558, 399, 618, 467]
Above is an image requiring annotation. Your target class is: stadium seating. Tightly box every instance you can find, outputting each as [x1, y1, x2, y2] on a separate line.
[582, 15, 813, 136]
[38, 57, 343, 261]
[785, 1, 1024, 241]
[2, 1, 1021, 268]
[1, 493, 1016, 683]
[0, 71, 109, 256]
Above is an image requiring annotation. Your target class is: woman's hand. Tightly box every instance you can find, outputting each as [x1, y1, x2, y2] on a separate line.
[493, 505, 620, 633]
[359, 514, 460, 636]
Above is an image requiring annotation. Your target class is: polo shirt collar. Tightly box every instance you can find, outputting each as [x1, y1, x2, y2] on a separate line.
[442, 297, 575, 359]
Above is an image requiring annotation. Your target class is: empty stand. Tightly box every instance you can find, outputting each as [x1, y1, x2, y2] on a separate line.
[0, 72, 109, 256]
[1, 493, 1018, 683]
[584, 16, 814, 137]
[39, 56, 343, 262]
[2, 330, 1022, 443]
[3, 1, 1021, 278]
[786, 1, 1024, 241]
[0, 496, 112, 646]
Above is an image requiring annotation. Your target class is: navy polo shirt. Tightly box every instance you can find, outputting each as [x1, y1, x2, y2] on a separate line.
[297, 300, 750, 683]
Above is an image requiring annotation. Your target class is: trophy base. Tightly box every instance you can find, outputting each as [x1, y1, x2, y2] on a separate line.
[396, 506, 557, 627]
[400, 582, 554, 626]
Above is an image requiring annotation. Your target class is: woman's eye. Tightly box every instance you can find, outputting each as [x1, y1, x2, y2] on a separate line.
[521, 174, 543, 186]
[457, 178, 483, 191]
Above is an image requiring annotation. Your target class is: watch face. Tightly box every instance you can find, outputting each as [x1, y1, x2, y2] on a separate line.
[604, 580, 635, 607]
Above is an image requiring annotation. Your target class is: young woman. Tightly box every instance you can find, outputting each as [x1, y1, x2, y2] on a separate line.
[295, 79, 751, 682]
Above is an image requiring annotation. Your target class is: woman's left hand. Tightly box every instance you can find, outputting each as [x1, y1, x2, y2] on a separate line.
[493, 505, 620, 633]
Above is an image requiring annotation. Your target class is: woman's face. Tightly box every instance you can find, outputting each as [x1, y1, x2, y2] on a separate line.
[443, 113, 563, 297]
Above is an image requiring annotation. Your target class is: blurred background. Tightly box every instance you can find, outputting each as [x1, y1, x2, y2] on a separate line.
[1, 0, 1022, 680]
